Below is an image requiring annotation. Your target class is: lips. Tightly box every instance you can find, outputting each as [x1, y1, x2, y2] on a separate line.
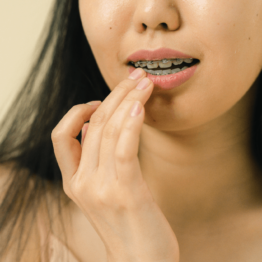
[128, 64, 198, 90]
[126, 47, 199, 90]
[126, 47, 196, 63]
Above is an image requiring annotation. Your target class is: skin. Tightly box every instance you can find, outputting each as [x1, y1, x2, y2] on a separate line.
[51, 0, 262, 261]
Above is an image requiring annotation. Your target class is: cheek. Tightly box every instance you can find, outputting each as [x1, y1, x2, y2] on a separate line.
[188, 0, 262, 74]
[179, 1, 262, 126]
[79, 0, 132, 54]
[166, 56, 262, 132]
[79, 0, 114, 52]
[145, 3, 262, 131]
[79, 0, 131, 89]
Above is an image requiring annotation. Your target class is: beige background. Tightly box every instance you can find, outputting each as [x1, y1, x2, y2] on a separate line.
[0, 0, 54, 121]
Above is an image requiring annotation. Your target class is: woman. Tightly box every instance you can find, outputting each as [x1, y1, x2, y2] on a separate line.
[1, 0, 262, 261]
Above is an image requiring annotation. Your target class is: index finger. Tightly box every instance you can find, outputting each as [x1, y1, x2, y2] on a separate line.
[51, 102, 101, 181]
[79, 69, 146, 173]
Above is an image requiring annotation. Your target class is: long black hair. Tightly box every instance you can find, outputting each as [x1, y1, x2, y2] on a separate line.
[0, 0, 110, 260]
[1, 0, 262, 261]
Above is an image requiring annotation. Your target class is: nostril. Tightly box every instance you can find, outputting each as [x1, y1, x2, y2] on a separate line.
[161, 23, 168, 30]
[142, 23, 147, 30]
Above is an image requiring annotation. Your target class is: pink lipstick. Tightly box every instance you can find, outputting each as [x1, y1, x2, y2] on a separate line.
[127, 48, 199, 90]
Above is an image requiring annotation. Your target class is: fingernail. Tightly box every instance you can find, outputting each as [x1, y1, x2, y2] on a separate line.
[128, 68, 145, 80]
[136, 78, 150, 90]
[130, 101, 142, 117]
[86, 100, 102, 106]
[81, 123, 89, 144]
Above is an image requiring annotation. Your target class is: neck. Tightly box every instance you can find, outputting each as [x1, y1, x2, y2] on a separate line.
[138, 83, 262, 234]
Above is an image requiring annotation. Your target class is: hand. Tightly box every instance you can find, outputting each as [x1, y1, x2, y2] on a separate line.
[51, 68, 180, 262]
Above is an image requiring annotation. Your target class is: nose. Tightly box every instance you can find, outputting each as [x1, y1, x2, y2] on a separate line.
[133, 0, 180, 33]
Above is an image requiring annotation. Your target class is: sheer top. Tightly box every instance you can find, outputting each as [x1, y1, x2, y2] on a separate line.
[37, 209, 80, 262]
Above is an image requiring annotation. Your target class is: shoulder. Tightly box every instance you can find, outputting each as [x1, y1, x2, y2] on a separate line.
[0, 162, 101, 262]
[0, 162, 42, 262]
[2, 222, 41, 262]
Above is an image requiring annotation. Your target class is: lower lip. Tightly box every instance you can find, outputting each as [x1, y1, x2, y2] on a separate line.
[128, 64, 198, 90]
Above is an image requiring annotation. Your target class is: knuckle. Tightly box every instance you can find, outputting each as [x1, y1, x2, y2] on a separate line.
[51, 129, 57, 141]
[123, 119, 134, 131]
[115, 149, 133, 163]
[70, 179, 85, 197]
[116, 79, 133, 92]
[114, 191, 130, 210]
[51, 105, 86, 142]
[62, 182, 73, 199]
[123, 96, 135, 103]
[95, 188, 110, 206]
[90, 110, 106, 126]
[51, 128, 63, 142]
[69, 105, 85, 118]
[71, 104, 84, 113]
[103, 123, 119, 140]
[116, 106, 126, 113]
[113, 201, 128, 211]
[95, 188, 127, 210]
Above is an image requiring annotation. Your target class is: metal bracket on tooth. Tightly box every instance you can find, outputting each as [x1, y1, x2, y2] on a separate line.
[162, 59, 169, 64]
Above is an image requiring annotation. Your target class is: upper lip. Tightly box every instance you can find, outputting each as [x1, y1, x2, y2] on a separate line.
[127, 47, 195, 63]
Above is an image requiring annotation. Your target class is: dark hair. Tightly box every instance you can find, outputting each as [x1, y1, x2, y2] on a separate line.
[1, 0, 262, 260]
[0, 0, 110, 260]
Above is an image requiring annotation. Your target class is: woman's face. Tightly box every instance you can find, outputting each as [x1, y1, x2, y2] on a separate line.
[79, 0, 262, 132]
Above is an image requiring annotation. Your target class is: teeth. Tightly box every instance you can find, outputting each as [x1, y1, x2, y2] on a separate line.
[144, 69, 155, 74]
[135, 61, 147, 67]
[171, 68, 181, 74]
[184, 58, 193, 63]
[165, 69, 172, 74]
[159, 61, 172, 68]
[131, 58, 195, 66]
[140, 62, 147, 67]
[143, 68, 181, 76]
[162, 59, 171, 64]
[147, 61, 159, 69]
[154, 70, 162, 75]
[173, 59, 183, 65]
[131, 58, 196, 74]
[162, 69, 172, 75]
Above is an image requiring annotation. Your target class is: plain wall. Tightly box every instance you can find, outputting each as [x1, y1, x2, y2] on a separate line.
[0, 0, 54, 121]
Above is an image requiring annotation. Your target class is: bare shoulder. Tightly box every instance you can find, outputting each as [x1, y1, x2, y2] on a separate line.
[1, 221, 41, 262]
[0, 163, 107, 262]
[0, 162, 41, 262]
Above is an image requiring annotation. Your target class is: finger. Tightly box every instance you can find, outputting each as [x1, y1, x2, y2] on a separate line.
[81, 123, 89, 146]
[79, 68, 146, 173]
[51, 102, 101, 182]
[115, 101, 145, 184]
[98, 78, 153, 178]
